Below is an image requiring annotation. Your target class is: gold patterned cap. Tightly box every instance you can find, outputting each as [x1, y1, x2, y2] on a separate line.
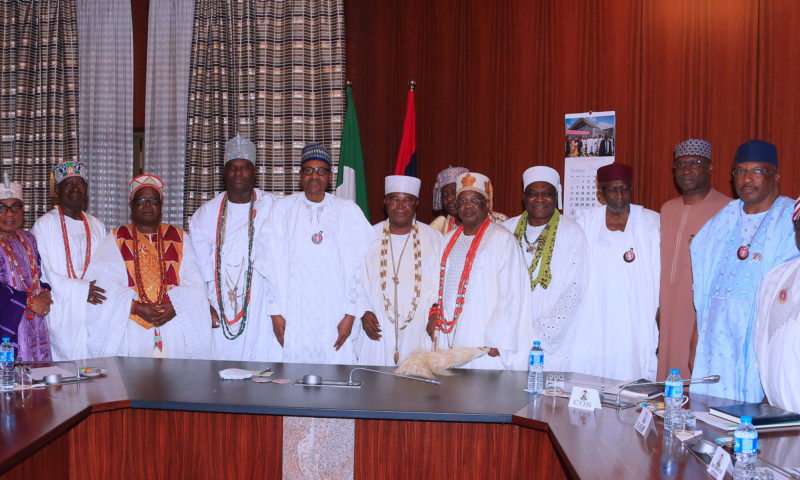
[129, 174, 164, 199]
[0, 172, 22, 202]
[455, 172, 491, 200]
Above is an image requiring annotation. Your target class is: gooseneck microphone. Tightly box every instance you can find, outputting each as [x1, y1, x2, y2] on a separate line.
[348, 367, 441, 386]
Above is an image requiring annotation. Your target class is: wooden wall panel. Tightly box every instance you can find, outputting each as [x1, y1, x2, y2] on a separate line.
[67, 409, 282, 480]
[354, 419, 567, 479]
[757, 0, 800, 201]
[640, 0, 758, 210]
[346, 0, 800, 223]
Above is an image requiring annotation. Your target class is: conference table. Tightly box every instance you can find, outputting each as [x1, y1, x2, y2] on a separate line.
[0, 357, 798, 479]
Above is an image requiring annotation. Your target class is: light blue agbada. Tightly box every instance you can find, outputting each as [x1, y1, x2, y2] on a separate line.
[690, 196, 798, 402]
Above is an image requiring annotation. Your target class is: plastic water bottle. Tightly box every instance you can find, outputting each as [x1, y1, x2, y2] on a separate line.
[526, 341, 544, 393]
[733, 416, 758, 480]
[0, 338, 14, 391]
[663, 368, 683, 432]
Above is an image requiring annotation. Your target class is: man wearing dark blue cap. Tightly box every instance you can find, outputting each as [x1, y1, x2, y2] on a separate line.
[689, 139, 799, 402]
[256, 143, 376, 365]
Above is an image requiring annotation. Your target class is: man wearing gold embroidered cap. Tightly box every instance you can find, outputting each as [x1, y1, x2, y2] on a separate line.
[86, 174, 211, 359]
[426, 171, 528, 369]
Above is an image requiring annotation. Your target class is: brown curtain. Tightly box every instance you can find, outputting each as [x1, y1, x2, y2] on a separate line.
[0, 0, 80, 228]
[183, 0, 346, 227]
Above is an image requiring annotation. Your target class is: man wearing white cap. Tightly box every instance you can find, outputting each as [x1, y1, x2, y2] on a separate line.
[188, 134, 279, 362]
[258, 143, 376, 364]
[502, 166, 588, 371]
[31, 162, 107, 360]
[86, 175, 211, 359]
[754, 197, 800, 413]
[426, 172, 528, 369]
[356, 175, 442, 366]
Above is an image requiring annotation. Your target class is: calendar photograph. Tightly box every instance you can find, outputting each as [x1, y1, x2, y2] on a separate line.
[563, 111, 616, 215]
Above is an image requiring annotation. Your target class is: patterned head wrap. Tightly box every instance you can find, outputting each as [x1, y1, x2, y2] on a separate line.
[129, 174, 164, 200]
[53, 161, 88, 184]
[225, 134, 256, 165]
[432, 166, 468, 210]
[385, 175, 421, 197]
[0, 172, 22, 202]
[674, 138, 712, 161]
[301, 143, 332, 166]
[734, 140, 778, 167]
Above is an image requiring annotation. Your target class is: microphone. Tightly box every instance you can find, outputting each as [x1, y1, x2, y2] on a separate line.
[348, 367, 441, 386]
[613, 374, 720, 407]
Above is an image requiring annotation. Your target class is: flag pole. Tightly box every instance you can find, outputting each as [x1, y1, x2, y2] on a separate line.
[408, 79, 415, 91]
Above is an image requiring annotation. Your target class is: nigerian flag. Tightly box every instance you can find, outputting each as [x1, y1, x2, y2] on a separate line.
[336, 85, 370, 218]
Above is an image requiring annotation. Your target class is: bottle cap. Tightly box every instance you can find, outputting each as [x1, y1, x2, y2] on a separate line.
[740, 416, 752, 424]
[533, 341, 541, 346]
[670, 368, 679, 374]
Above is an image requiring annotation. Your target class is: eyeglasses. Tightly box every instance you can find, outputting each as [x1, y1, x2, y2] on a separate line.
[600, 185, 632, 195]
[673, 159, 708, 169]
[457, 197, 487, 207]
[300, 166, 331, 176]
[524, 190, 556, 199]
[732, 167, 776, 178]
[133, 198, 162, 207]
[0, 203, 23, 215]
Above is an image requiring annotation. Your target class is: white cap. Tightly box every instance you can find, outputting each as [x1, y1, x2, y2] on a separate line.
[522, 166, 562, 209]
[385, 175, 421, 197]
[455, 172, 492, 200]
[0, 172, 22, 202]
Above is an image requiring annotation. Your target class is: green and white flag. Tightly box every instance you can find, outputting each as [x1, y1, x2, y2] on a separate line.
[336, 85, 370, 218]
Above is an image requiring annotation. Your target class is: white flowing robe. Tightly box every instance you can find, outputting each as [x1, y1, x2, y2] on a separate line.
[31, 209, 106, 361]
[85, 228, 211, 359]
[569, 205, 660, 381]
[355, 220, 441, 366]
[501, 214, 588, 371]
[755, 256, 800, 413]
[437, 222, 528, 370]
[189, 190, 281, 362]
[257, 192, 376, 364]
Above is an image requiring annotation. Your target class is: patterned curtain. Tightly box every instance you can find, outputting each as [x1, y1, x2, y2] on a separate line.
[77, 0, 133, 229]
[183, 0, 346, 227]
[0, 0, 80, 228]
[144, 0, 194, 227]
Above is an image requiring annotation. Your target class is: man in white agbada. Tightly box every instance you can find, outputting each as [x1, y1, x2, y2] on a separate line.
[356, 175, 441, 366]
[259, 143, 376, 364]
[189, 135, 279, 361]
[569, 163, 660, 380]
[501, 166, 588, 371]
[32, 162, 106, 360]
[86, 175, 211, 358]
[426, 172, 528, 369]
[754, 196, 800, 413]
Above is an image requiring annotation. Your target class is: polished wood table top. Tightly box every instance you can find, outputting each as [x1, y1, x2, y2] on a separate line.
[513, 380, 800, 479]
